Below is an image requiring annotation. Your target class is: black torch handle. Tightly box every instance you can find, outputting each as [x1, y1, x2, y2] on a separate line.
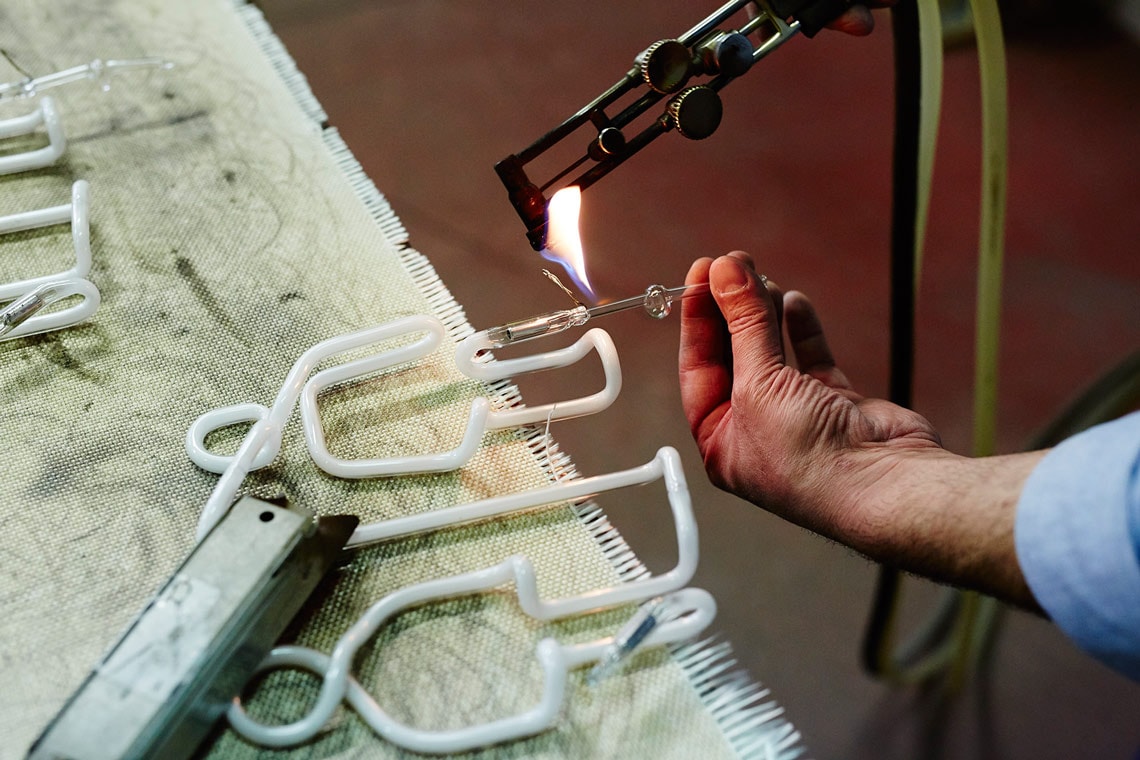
[769, 0, 856, 37]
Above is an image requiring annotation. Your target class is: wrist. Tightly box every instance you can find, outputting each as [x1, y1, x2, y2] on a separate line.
[832, 443, 958, 556]
[837, 446, 1044, 609]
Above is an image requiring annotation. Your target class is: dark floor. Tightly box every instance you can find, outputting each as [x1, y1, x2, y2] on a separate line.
[263, 2, 1140, 758]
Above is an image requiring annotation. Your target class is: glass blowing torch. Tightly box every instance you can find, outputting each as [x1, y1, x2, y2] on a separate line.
[496, 0, 862, 250]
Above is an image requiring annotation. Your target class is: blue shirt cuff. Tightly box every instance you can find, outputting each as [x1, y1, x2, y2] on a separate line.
[1014, 411, 1140, 682]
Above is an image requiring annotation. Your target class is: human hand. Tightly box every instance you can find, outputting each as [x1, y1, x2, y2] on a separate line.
[828, 1, 897, 36]
[677, 252, 1041, 607]
[678, 252, 941, 545]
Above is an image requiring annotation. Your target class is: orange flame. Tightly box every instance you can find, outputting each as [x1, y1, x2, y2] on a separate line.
[541, 186, 596, 301]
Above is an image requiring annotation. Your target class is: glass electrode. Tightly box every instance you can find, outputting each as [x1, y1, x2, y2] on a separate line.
[0, 287, 48, 337]
[483, 281, 710, 348]
[0, 281, 80, 338]
[0, 57, 175, 101]
[483, 305, 590, 348]
[587, 596, 671, 686]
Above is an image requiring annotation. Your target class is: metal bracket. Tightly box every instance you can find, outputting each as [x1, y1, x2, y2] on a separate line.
[495, 0, 809, 250]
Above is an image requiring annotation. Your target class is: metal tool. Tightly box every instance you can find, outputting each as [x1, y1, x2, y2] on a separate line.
[496, 0, 857, 249]
[26, 496, 358, 760]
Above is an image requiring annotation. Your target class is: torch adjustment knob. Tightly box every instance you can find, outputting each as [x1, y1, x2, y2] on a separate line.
[637, 39, 693, 94]
[588, 126, 626, 160]
[667, 85, 723, 140]
[696, 31, 754, 78]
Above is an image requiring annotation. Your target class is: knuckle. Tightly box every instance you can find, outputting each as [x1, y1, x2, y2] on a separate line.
[724, 301, 773, 340]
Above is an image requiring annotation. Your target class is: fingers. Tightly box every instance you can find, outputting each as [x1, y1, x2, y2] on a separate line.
[708, 254, 785, 384]
[766, 278, 785, 338]
[680, 256, 857, 438]
[827, 4, 876, 35]
[679, 257, 732, 436]
[783, 290, 833, 372]
[784, 290, 855, 392]
[724, 251, 785, 331]
[725, 250, 755, 269]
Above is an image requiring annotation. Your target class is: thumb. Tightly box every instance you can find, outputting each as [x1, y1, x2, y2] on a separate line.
[828, 4, 875, 36]
[709, 256, 785, 384]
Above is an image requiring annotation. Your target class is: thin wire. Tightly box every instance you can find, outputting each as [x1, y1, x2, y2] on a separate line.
[662, 283, 709, 300]
[541, 269, 583, 307]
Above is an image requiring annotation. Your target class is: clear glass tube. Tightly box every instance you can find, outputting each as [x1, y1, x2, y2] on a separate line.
[483, 282, 710, 348]
[0, 57, 175, 100]
[0, 289, 48, 337]
[0, 281, 78, 338]
[483, 305, 590, 348]
[586, 282, 709, 320]
[586, 596, 670, 686]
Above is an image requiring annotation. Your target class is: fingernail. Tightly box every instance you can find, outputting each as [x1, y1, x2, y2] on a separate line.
[716, 259, 750, 295]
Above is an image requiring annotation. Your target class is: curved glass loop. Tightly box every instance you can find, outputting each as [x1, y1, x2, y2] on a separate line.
[188, 316, 622, 541]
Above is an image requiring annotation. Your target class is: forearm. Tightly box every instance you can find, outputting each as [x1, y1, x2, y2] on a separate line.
[839, 447, 1048, 611]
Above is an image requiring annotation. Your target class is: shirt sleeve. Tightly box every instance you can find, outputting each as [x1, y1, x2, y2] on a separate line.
[1014, 410, 1140, 682]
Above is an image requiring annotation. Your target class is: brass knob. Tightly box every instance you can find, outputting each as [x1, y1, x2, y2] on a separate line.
[667, 86, 723, 140]
[638, 39, 692, 94]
